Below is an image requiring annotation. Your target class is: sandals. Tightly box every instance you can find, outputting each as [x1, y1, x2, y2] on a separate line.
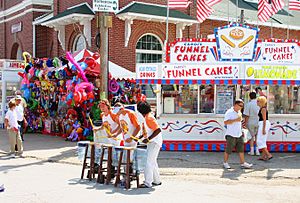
[258, 156, 273, 161]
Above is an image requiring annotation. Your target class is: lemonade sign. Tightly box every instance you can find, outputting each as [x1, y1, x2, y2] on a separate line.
[245, 65, 300, 80]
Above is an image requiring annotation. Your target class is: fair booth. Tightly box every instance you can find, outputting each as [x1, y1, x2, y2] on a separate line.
[0, 60, 22, 127]
[136, 23, 300, 152]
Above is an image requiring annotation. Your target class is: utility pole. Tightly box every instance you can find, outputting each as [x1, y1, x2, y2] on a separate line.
[99, 14, 109, 99]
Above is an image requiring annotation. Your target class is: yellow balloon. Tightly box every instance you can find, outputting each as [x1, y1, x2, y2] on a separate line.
[247, 67, 254, 77]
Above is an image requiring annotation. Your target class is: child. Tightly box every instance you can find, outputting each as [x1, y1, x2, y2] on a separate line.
[4, 101, 23, 158]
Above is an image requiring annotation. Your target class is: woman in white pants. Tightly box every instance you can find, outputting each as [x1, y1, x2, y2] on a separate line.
[256, 96, 272, 161]
[137, 101, 163, 188]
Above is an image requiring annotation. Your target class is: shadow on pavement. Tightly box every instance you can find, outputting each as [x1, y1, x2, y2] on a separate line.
[68, 178, 154, 195]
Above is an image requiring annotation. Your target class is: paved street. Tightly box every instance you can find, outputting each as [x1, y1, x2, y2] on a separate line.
[0, 130, 300, 203]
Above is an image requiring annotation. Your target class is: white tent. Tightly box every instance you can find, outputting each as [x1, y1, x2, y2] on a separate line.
[109, 61, 135, 80]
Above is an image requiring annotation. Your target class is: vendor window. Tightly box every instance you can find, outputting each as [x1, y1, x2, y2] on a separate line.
[216, 85, 236, 114]
[162, 85, 198, 114]
[239, 85, 268, 104]
[269, 85, 300, 114]
[199, 85, 214, 113]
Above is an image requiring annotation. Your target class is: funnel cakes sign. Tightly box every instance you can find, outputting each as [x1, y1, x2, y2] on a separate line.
[214, 23, 259, 61]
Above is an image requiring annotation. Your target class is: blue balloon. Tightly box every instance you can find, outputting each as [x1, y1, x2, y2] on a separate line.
[24, 89, 30, 101]
[46, 59, 53, 67]
[71, 65, 77, 71]
[79, 62, 88, 71]
[21, 84, 28, 90]
[66, 92, 73, 101]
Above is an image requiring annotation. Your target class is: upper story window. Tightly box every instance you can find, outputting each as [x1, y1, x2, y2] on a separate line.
[136, 34, 163, 63]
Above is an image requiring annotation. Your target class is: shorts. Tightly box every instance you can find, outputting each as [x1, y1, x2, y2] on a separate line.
[225, 135, 244, 154]
[247, 123, 258, 137]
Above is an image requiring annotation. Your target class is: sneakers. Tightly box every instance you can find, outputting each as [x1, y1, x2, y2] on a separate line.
[8, 154, 15, 158]
[255, 150, 260, 156]
[223, 162, 231, 169]
[248, 151, 255, 156]
[241, 162, 253, 169]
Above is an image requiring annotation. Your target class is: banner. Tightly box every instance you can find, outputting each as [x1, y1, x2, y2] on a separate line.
[245, 65, 300, 80]
[162, 64, 240, 80]
[256, 42, 300, 64]
[136, 64, 159, 79]
[168, 40, 217, 63]
[215, 24, 259, 61]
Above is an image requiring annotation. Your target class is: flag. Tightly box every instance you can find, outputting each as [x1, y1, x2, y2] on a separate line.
[196, 0, 222, 23]
[169, 0, 191, 8]
[289, 0, 300, 11]
[258, 0, 285, 22]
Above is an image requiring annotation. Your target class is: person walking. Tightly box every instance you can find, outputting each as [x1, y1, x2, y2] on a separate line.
[15, 95, 27, 141]
[4, 101, 23, 158]
[223, 99, 252, 169]
[256, 96, 273, 161]
[244, 92, 260, 156]
[137, 101, 162, 188]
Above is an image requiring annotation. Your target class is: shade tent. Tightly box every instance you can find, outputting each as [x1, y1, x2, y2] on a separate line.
[109, 61, 135, 80]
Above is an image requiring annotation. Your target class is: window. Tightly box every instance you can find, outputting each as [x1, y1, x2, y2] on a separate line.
[72, 34, 86, 52]
[216, 85, 236, 114]
[162, 85, 198, 114]
[269, 85, 300, 114]
[199, 85, 214, 113]
[136, 34, 163, 63]
[136, 34, 163, 101]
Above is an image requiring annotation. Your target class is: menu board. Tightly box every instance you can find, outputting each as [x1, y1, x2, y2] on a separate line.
[216, 91, 233, 114]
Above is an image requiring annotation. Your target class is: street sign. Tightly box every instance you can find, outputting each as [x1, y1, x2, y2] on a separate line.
[93, 0, 119, 13]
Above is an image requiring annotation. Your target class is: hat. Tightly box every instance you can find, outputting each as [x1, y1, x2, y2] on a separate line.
[15, 95, 22, 100]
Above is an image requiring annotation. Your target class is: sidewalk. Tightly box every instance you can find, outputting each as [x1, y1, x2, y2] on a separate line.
[1, 129, 299, 182]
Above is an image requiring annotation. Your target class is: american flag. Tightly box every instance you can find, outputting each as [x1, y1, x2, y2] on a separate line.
[258, 0, 285, 22]
[289, 0, 300, 11]
[168, 0, 191, 8]
[196, 0, 222, 23]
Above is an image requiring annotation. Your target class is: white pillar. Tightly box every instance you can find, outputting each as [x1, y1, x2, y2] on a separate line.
[81, 20, 92, 47]
[176, 23, 186, 39]
[32, 24, 36, 57]
[55, 25, 65, 50]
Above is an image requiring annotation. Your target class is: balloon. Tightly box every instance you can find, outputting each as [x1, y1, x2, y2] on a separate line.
[24, 89, 30, 101]
[140, 94, 147, 102]
[46, 59, 53, 67]
[66, 92, 73, 101]
[79, 62, 88, 71]
[23, 52, 32, 68]
[84, 58, 96, 69]
[53, 57, 60, 68]
[66, 52, 88, 82]
[92, 52, 100, 60]
[109, 79, 119, 93]
[73, 92, 82, 103]
[29, 67, 35, 76]
[75, 82, 94, 93]
[21, 84, 28, 90]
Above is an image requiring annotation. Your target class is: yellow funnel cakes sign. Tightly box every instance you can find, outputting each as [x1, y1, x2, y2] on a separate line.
[245, 65, 300, 80]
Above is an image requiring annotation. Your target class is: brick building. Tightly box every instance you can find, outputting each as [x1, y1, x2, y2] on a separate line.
[1, 0, 300, 73]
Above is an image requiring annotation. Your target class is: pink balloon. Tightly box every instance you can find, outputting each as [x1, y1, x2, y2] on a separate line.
[29, 67, 35, 76]
[75, 82, 94, 93]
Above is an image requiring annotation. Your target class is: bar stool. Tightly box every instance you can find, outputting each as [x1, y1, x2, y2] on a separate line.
[80, 142, 96, 181]
[114, 146, 139, 189]
[97, 144, 114, 184]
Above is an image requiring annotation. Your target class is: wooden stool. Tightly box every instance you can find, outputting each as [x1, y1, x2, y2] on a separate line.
[80, 142, 96, 181]
[97, 144, 114, 184]
[114, 146, 139, 189]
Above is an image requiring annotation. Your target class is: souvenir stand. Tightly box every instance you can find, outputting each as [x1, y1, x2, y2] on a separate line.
[0, 60, 23, 127]
[136, 23, 300, 152]
[18, 50, 101, 141]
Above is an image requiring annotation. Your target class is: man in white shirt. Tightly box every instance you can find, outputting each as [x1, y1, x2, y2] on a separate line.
[244, 92, 260, 156]
[223, 99, 252, 169]
[15, 95, 26, 141]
